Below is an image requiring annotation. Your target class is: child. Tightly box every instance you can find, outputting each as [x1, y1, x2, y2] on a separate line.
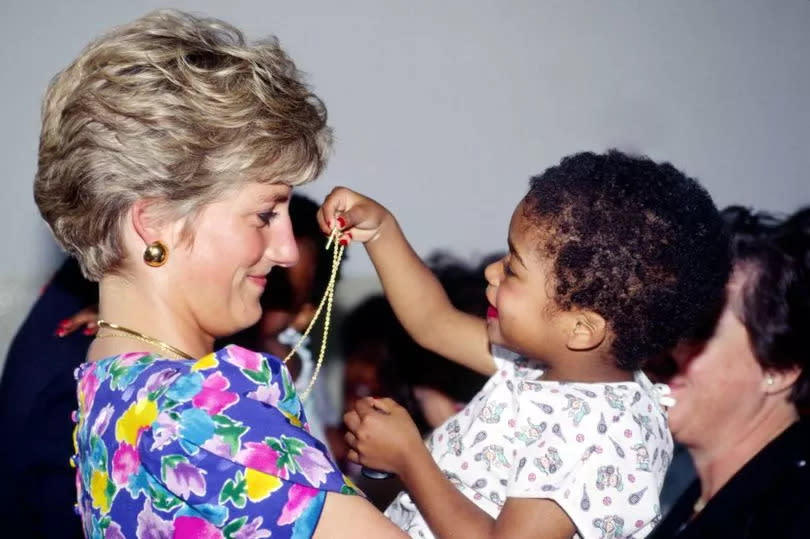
[320, 150, 731, 538]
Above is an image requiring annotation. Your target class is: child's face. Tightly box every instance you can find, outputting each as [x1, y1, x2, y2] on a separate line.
[484, 201, 567, 361]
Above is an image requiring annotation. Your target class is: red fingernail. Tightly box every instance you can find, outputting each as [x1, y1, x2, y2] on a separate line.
[55, 329, 66, 337]
[339, 239, 348, 246]
[337, 216, 346, 229]
[58, 319, 70, 328]
[83, 327, 95, 336]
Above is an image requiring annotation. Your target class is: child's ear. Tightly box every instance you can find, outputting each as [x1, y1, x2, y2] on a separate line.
[566, 311, 607, 351]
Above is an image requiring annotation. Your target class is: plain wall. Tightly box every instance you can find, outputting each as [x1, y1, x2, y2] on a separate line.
[2, 0, 809, 367]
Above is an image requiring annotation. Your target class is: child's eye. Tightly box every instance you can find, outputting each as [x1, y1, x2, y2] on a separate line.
[257, 210, 278, 226]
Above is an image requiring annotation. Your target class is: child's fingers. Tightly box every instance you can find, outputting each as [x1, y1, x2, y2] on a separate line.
[369, 397, 398, 414]
[354, 397, 377, 418]
[343, 409, 361, 432]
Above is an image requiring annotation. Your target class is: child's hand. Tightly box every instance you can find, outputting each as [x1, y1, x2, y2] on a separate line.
[317, 187, 393, 245]
[343, 397, 424, 475]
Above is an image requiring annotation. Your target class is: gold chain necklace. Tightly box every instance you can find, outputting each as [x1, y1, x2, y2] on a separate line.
[94, 227, 346, 399]
[95, 320, 193, 359]
[283, 226, 345, 400]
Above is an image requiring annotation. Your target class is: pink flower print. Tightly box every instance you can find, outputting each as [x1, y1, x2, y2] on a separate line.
[192, 372, 238, 415]
[247, 383, 282, 407]
[277, 484, 319, 526]
[136, 499, 173, 538]
[79, 370, 100, 413]
[151, 412, 180, 451]
[236, 442, 285, 478]
[227, 346, 263, 371]
[173, 516, 223, 539]
[164, 459, 206, 499]
[91, 403, 115, 436]
[111, 442, 140, 486]
[295, 446, 334, 487]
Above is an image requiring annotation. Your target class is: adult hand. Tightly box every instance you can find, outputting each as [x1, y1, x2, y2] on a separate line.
[56, 304, 99, 337]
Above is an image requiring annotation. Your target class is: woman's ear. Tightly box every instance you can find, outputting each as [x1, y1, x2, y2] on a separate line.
[566, 311, 607, 351]
[762, 367, 801, 395]
[130, 199, 170, 246]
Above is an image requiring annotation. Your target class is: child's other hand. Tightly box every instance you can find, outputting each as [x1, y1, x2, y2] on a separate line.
[318, 187, 392, 245]
[343, 397, 423, 475]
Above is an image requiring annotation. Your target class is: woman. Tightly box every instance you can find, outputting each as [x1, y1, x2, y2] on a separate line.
[33, 10, 405, 538]
[648, 206, 810, 538]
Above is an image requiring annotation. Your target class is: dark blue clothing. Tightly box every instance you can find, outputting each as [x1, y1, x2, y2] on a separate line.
[0, 258, 96, 538]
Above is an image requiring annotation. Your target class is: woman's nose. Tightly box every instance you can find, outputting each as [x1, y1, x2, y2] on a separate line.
[484, 259, 502, 286]
[268, 218, 299, 268]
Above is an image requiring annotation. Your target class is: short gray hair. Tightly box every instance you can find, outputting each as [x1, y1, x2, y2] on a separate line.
[34, 9, 332, 280]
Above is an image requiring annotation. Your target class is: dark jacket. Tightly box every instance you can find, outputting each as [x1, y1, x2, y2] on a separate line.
[648, 418, 810, 538]
[0, 259, 96, 538]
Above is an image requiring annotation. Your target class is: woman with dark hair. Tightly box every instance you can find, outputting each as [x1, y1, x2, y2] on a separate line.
[648, 206, 810, 538]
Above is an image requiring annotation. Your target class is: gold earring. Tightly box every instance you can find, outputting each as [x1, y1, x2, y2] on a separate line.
[143, 241, 168, 267]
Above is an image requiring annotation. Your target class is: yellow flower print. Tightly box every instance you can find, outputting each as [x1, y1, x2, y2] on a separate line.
[280, 409, 303, 428]
[115, 399, 158, 446]
[191, 353, 219, 372]
[90, 470, 112, 513]
[245, 468, 283, 501]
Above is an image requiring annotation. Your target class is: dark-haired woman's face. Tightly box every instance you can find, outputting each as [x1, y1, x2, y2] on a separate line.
[665, 277, 769, 448]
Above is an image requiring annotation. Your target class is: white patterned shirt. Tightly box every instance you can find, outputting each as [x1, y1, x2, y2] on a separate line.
[385, 347, 672, 539]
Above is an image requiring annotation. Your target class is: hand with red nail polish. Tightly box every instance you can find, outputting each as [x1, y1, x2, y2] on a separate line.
[316, 187, 394, 245]
[56, 304, 99, 337]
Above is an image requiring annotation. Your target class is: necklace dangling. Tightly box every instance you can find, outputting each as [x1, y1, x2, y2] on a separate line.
[283, 225, 345, 401]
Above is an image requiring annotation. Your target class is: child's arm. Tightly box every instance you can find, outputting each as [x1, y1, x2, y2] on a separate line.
[319, 187, 495, 376]
[345, 398, 577, 539]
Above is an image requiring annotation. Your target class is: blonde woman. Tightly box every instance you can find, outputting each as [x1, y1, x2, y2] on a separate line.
[34, 10, 404, 538]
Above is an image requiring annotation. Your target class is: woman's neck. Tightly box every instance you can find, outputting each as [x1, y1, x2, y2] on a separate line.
[689, 403, 798, 503]
[90, 274, 214, 361]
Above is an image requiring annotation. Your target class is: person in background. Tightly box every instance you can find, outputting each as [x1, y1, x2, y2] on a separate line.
[647, 206, 810, 538]
[0, 258, 95, 538]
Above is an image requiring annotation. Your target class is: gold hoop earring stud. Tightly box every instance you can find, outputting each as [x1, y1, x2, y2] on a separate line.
[143, 241, 168, 267]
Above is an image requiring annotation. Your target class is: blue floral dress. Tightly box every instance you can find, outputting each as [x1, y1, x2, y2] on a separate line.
[72, 345, 359, 538]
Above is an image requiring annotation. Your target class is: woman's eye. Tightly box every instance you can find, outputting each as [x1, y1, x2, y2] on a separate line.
[257, 210, 278, 226]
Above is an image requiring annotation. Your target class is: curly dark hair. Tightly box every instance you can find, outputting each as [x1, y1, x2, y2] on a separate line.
[723, 206, 810, 408]
[523, 150, 731, 370]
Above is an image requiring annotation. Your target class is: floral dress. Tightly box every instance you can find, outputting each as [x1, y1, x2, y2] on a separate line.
[72, 345, 359, 538]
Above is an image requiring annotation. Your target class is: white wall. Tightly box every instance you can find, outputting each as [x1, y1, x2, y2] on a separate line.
[2, 0, 809, 366]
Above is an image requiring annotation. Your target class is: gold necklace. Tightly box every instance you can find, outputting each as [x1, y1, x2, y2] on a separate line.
[284, 226, 345, 400]
[95, 320, 193, 359]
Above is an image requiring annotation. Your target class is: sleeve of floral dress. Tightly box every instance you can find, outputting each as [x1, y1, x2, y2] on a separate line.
[133, 346, 360, 537]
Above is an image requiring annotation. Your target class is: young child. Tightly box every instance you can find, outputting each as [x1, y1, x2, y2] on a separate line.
[320, 150, 731, 539]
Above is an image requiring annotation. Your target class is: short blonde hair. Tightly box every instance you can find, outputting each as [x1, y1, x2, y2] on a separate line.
[34, 9, 332, 280]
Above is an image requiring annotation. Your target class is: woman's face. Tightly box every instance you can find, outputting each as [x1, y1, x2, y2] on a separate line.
[170, 182, 299, 339]
[665, 274, 768, 448]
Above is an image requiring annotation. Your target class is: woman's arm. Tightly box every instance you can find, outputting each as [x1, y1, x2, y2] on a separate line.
[314, 492, 408, 539]
[319, 187, 494, 376]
